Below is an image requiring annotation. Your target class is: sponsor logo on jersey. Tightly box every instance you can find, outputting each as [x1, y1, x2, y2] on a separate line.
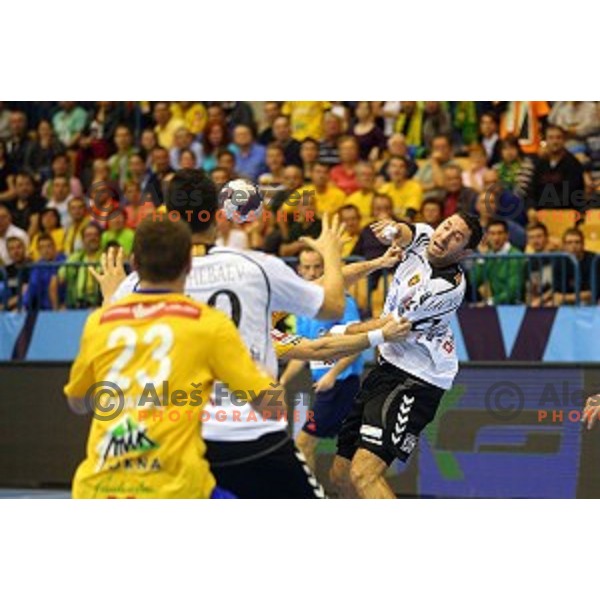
[100, 301, 201, 323]
[408, 273, 421, 287]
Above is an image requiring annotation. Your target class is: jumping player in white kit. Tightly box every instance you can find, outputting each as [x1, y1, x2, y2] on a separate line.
[330, 212, 483, 499]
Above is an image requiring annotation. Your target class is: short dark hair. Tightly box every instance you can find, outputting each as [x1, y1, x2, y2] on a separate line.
[527, 222, 548, 236]
[487, 218, 509, 234]
[217, 149, 235, 161]
[546, 124, 566, 138]
[480, 111, 499, 126]
[338, 204, 361, 218]
[563, 227, 584, 243]
[165, 168, 218, 233]
[133, 217, 192, 283]
[36, 233, 55, 247]
[457, 211, 484, 249]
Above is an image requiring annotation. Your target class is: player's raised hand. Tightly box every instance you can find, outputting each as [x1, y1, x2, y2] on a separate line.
[89, 246, 127, 305]
[381, 315, 411, 342]
[582, 394, 600, 430]
[299, 212, 348, 256]
[370, 219, 399, 245]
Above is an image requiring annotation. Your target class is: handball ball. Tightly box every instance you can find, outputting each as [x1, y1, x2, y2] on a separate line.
[219, 179, 263, 222]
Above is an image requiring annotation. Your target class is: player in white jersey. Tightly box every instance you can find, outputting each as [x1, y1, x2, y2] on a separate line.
[107, 169, 397, 498]
[330, 212, 483, 499]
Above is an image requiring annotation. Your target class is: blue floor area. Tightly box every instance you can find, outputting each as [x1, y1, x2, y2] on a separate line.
[0, 488, 71, 499]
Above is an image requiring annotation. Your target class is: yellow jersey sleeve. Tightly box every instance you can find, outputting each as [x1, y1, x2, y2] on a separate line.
[63, 311, 100, 399]
[208, 312, 275, 395]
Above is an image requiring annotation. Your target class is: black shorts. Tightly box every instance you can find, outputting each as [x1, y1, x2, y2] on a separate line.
[205, 431, 326, 499]
[336, 359, 445, 466]
[302, 375, 360, 438]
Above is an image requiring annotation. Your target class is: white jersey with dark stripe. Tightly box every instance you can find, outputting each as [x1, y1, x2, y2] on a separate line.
[379, 223, 465, 390]
[112, 245, 325, 441]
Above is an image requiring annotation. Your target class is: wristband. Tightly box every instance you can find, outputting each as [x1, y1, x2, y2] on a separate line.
[367, 329, 385, 347]
[329, 324, 348, 336]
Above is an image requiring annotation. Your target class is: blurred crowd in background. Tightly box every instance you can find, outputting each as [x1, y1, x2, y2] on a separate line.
[1, 100, 600, 312]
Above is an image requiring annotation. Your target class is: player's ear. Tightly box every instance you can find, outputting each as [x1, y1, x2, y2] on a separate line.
[131, 253, 139, 272]
[185, 252, 192, 275]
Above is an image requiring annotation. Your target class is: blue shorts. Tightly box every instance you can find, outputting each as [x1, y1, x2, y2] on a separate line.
[303, 375, 361, 439]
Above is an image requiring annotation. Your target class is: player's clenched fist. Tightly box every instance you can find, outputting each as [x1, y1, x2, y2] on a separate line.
[582, 394, 600, 430]
[381, 315, 411, 343]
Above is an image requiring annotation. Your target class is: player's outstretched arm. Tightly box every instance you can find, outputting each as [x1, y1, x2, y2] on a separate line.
[89, 247, 127, 307]
[283, 316, 410, 361]
[582, 395, 600, 430]
[300, 213, 346, 320]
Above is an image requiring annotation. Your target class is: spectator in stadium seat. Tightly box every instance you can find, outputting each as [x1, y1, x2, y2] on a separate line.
[143, 146, 174, 206]
[0, 236, 30, 310]
[0, 102, 10, 141]
[258, 143, 286, 187]
[271, 116, 302, 167]
[24, 234, 65, 310]
[216, 149, 237, 181]
[258, 101, 282, 146]
[270, 165, 305, 214]
[461, 143, 487, 193]
[531, 125, 585, 213]
[422, 102, 453, 151]
[525, 222, 556, 307]
[300, 137, 319, 181]
[475, 188, 526, 250]
[0, 204, 29, 266]
[41, 153, 83, 199]
[123, 181, 155, 229]
[11, 172, 46, 238]
[139, 128, 158, 166]
[178, 149, 197, 170]
[221, 101, 256, 131]
[282, 101, 331, 141]
[548, 102, 599, 155]
[201, 121, 233, 173]
[295, 162, 346, 217]
[127, 152, 149, 189]
[52, 102, 88, 149]
[318, 112, 344, 166]
[210, 167, 230, 190]
[337, 204, 362, 256]
[394, 101, 424, 156]
[30, 208, 64, 261]
[101, 208, 135, 257]
[44, 174, 72, 230]
[169, 127, 203, 170]
[24, 119, 65, 183]
[415, 134, 456, 201]
[108, 125, 137, 186]
[63, 197, 90, 255]
[6, 111, 31, 166]
[56, 222, 103, 309]
[419, 198, 444, 229]
[553, 227, 597, 305]
[153, 102, 185, 149]
[232, 125, 266, 181]
[500, 101, 550, 155]
[352, 101, 386, 162]
[79, 102, 124, 164]
[472, 219, 525, 305]
[479, 112, 502, 167]
[441, 164, 478, 218]
[377, 133, 418, 183]
[0, 139, 16, 203]
[330, 136, 360, 195]
[170, 101, 207, 137]
[347, 162, 377, 224]
[378, 156, 423, 222]
[276, 191, 322, 257]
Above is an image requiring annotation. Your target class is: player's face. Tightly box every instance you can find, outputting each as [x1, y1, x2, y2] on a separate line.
[428, 215, 471, 263]
[298, 251, 324, 281]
